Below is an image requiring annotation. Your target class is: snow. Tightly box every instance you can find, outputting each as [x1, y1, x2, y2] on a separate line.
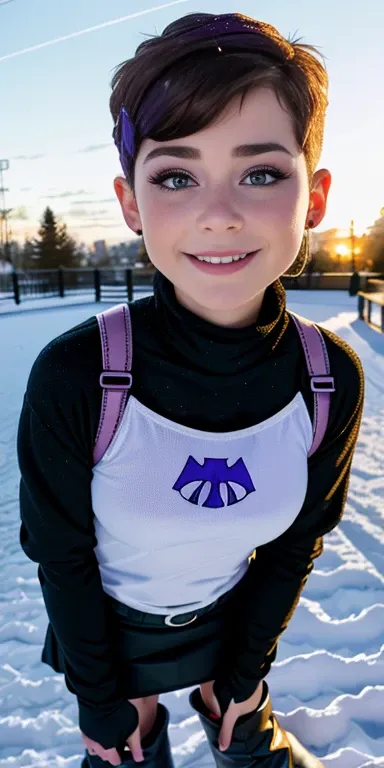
[0, 290, 383, 767]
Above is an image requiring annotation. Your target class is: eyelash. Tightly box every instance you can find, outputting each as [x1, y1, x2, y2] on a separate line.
[147, 165, 291, 192]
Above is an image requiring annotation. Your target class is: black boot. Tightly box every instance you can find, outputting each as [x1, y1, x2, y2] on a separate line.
[189, 683, 324, 767]
[83, 704, 174, 767]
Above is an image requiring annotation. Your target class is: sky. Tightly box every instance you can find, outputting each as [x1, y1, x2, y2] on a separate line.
[0, 0, 383, 246]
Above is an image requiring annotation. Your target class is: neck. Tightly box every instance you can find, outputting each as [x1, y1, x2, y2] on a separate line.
[174, 287, 265, 329]
[153, 272, 288, 376]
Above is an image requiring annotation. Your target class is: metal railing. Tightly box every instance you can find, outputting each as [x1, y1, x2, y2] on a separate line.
[0, 268, 382, 306]
[0, 267, 155, 305]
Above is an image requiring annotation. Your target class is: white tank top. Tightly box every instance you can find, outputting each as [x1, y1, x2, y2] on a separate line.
[91, 390, 313, 615]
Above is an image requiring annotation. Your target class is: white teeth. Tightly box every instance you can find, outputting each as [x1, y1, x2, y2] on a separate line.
[195, 253, 248, 264]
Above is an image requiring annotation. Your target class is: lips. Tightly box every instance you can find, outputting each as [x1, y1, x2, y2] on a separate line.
[186, 250, 253, 259]
[184, 249, 260, 275]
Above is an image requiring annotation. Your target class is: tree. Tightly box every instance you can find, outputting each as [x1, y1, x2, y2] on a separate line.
[363, 238, 384, 274]
[21, 238, 38, 269]
[310, 249, 335, 273]
[361, 208, 384, 274]
[33, 207, 81, 269]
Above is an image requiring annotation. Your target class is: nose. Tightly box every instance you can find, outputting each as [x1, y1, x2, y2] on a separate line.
[196, 194, 244, 234]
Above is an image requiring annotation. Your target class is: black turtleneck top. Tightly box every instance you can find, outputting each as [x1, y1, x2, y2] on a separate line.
[17, 272, 364, 752]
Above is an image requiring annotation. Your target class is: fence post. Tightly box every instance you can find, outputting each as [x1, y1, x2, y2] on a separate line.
[125, 269, 133, 302]
[12, 271, 20, 305]
[94, 269, 101, 302]
[358, 294, 364, 320]
[58, 268, 65, 298]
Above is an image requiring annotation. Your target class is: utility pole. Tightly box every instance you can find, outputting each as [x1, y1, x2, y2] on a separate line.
[0, 160, 12, 262]
[349, 219, 356, 272]
[0, 159, 12, 263]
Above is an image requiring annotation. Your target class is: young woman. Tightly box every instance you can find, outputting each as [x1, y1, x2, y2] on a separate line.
[18, 12, 364, 768]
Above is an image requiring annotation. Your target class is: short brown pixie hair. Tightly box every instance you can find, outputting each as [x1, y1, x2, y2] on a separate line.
[110, 12, 329, 189]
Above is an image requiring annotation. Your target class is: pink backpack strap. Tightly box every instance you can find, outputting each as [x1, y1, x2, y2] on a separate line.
[92, 305, 334, 462]
[93, 304, 133, 465]
[289, 312, 335, 456]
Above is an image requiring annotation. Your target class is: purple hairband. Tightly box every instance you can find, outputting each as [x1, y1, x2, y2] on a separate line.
[113, 13, 294, 177]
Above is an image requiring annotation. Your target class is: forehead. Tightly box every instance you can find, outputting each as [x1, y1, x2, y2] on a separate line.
[139, 87, 299, 159]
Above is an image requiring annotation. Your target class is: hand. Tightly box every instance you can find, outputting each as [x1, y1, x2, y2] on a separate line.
[81, 695, 159, 764]
[200, 680, 264, 752]
[82, 724, 143, 765]
[82, 695, 157, 765]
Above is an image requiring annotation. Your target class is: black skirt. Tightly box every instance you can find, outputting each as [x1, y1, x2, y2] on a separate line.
[41, 571, 254, 699]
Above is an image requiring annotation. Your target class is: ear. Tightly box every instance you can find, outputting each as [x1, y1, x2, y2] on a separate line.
[306, 169, 332, 228]
[114, 176, 142, 234]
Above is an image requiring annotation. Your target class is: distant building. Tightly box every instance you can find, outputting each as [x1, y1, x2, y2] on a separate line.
[109, 240, 140, 267]
[310, 228, 366, 271]
[0, 241, 23, 270]
[10, 241, 23, 270]
[0, 259, 13, 274]
[310, 229, 340, 254]
[92, 240, 108, 265]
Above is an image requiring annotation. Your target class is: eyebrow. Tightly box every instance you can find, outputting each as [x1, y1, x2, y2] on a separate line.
[143, 142, 293, 164]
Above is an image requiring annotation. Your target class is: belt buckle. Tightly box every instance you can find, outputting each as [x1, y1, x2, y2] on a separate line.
[164, 612, 198, 627]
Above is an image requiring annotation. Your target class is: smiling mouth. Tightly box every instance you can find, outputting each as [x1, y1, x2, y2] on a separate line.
[186, 251, 254, 264]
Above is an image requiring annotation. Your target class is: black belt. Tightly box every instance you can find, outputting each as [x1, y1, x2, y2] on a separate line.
[108, 588, 233, 629]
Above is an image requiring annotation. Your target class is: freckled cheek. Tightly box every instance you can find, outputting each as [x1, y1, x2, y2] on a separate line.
[137, 187, 187, 233]
[136, 188, 188, 261]
[248, 179, 307, 237]
[150, 194, 182, 218]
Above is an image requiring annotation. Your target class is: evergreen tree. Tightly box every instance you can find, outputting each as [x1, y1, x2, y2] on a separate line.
[21, 238, 37, 270]
[33, 207, 80, 268]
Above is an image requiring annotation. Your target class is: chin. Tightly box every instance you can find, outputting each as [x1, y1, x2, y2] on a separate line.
[194, 286, 262, 311]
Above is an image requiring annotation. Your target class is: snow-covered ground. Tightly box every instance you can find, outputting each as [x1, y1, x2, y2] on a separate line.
[0, 290, 383, 768]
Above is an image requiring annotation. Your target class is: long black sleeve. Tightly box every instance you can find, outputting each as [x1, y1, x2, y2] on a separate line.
[17, 335, 139, 751]
[214, 330, 364, 710]
[17, 278, 364, 738]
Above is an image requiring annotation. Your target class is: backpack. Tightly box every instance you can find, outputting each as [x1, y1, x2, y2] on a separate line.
[92, 304, 335, 465]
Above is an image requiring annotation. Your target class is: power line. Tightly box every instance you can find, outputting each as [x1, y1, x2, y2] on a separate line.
[0, 0, 190, 62]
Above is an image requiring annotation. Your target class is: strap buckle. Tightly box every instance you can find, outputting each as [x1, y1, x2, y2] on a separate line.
[310, 376, 335, 393]
[164, 613, 198, 627]
[99, 371, 133, 391]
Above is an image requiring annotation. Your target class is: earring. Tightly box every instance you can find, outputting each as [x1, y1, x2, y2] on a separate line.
[136, 229, 142, 236]
[283, 229, 310, 277]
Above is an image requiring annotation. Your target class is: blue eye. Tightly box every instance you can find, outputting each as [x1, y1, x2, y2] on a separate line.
[148, 170, 196, 192]
[243, 168, 288, 186]
[148, 166, 290, 192]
